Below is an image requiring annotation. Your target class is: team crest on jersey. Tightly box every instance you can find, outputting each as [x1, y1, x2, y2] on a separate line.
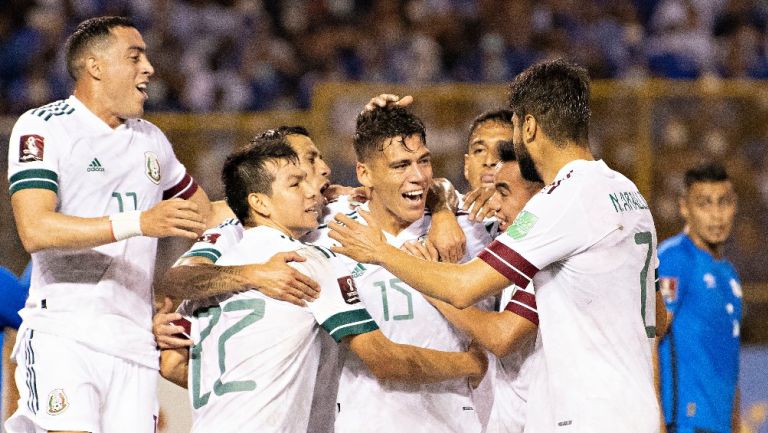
[506, 210, 538, 240]
[337, 275, 361, 304]
[47, 389, 68, 415]
[196, 233, 221, 244]
[659, 277, 678, 302]
[145, 151, 161, 184]
[19, 134, 45, 162]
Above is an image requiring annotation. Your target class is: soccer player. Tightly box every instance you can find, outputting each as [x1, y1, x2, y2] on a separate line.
[657, 162, 741, 433]
[306, 106, 492, 433]
[430, 143, 545, 433]
[329, 59, 663, 433]
[157, 137, 487, 433]
[4, 16, 305, 433]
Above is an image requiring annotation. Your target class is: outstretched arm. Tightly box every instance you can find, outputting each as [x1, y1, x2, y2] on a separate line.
[346, 329, 487, 387]
[330, 211, 509, 308]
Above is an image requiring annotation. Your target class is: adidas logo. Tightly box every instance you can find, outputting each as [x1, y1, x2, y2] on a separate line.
[87, 158, 105, 172]
[351, 263, 367, 278]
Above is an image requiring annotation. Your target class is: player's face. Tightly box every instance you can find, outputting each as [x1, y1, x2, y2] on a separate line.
[488, 161, 537, 232]
[511, 114, 543, 183]
[680, 181, 737, 251]
[100, 26, 154, 122]
[464, 121, 512, 190]
[266, 161, 320, 238]
[359, 134, 432, 232]
[286, 134, 332, 198]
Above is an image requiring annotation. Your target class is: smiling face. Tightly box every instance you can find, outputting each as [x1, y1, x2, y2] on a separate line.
[464, 120, 513, 190]
[98, 26, 154, 124]
[358, 134, 433, 234]
[260, 160, 320, 238]
[680, 180, 737, 255]
[487, 161, 541, 231]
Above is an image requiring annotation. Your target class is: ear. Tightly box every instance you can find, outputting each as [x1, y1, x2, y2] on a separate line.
[84, 54, 103, 80]
[248, 192, 271, 219]
[523, 114, 537, 143]
[356, 161, 374, 188]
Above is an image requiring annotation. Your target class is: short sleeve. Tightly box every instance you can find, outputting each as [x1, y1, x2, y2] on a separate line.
[180, 219, 243, 263]
[7, 113, 63, 196]
[153, 128, 198, 200]
[291, 245, 379, 342]
[477, 192, 590, 288]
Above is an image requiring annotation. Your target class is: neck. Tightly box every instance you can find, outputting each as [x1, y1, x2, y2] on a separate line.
[367, 195, 416, 236]
[73, 86, 123, 129]
[686, 229, 724, 259]
[538, 141, 594, 185]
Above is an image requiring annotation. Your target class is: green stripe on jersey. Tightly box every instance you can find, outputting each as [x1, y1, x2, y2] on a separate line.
[311, 245, 335, 258]
[322, 309, 379, 342]
[182, 248, 222, 263]
[9, 169, 59, 195]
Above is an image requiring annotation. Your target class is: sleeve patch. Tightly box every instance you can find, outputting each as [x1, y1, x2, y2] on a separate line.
[196, 233, 221, 244]
[19, 135, 45, 162]
[659, 277, 678, 303]
[337, 275, 361, 304]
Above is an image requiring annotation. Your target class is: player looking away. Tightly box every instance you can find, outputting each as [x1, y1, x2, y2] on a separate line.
[5, 16, 215, 433]
[157, 138, 487, 433]
[657, 162, 741, 433]
[329, 59, 666, 433]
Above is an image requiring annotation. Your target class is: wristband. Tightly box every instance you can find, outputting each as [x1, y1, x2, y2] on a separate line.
[109, 210, 143, 241]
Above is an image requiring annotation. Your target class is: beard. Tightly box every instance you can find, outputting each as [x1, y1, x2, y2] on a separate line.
[514, 140, 543, 183]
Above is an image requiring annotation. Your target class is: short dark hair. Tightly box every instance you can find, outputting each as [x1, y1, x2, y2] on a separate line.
[497, 141, 516, 162]
[256, 126, 311, 140]
[222, 137, 298, 225]
[353, 107, 426, 161]
[65, 16, 136, 81]
[468, 109, 513, 146]
[684, 162, 730, 190]
[507, 59, 591, 146]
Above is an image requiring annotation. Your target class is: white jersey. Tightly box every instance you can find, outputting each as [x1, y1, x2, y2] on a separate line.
[478, 160, 659, 433]
[486, 283, 542, 433]
[312, 204, 485, 433]
[7, 96, 197, 368]
[178, 226, 378, 433]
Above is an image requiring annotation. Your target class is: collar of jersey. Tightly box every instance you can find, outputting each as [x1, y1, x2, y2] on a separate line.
[242, 225, 301, 245]
[553, 158, 608, 182]
[68, 95, 131, 134]
[356, 202, 429, 248]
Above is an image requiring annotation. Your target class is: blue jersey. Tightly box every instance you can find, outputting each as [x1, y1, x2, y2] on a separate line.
[658, 233, 742, 433]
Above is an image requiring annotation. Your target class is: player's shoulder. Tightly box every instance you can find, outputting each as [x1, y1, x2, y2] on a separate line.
[21, 99, 77, 124]
[658, 233, 691, 258]
[658, 233, 697, 274]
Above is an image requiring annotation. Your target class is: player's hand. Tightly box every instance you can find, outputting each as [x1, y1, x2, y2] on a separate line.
[329, 210, 389, 264]
[467, 340, 489, 389]
[363, 94, 414, 112]
[401, 239, 439, 262]
[142, 198, 206, 239]
[153, 297, 193, 350]
[428, 210, 466, 263]
[462, 186, 496, 222]
[242, 252, 320, 306]
[323, 184, 356, 203]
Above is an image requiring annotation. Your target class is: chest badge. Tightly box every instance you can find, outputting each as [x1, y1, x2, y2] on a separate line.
[144, 151, 161, 184]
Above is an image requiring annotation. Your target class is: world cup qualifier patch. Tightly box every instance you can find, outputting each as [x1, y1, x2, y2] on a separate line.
[19, 134, 45, 162]
[659, 277, 678, 302]
[197, 233, 221, 244]
[506, 210, 538, 240]
[337, 275, 361, 305]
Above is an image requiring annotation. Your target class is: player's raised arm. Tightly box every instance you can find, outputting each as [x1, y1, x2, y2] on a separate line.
[426, 177, 466, 263]
[330, 210, 509, 308]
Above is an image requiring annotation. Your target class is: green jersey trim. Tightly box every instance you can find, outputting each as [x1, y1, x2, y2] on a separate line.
[182, 248, 222, 263]
[322, 309, 378, 342]
[9, 169, 58, 195]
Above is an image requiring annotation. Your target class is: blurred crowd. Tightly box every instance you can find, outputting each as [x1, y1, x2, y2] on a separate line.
[0, 0, 767, 114]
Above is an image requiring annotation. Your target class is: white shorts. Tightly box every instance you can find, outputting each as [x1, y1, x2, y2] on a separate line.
[5, 329, 158, 433]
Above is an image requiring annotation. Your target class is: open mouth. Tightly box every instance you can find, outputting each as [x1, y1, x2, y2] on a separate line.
[402, 189, 424, 203]
[480, 173, 495, 184]
[305, 204, 319, 216]
[136, 83, 148, 100]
